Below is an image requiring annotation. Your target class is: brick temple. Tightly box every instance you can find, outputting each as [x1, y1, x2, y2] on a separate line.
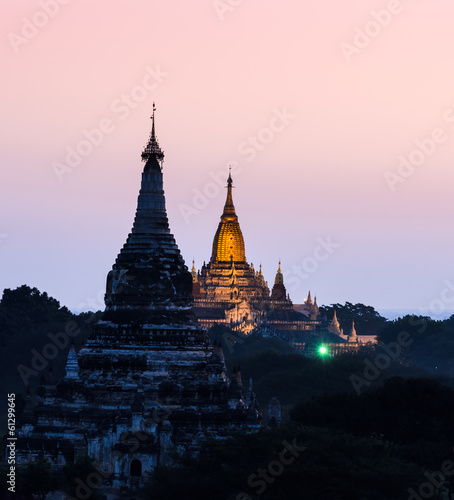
[16, 106, 261, 490]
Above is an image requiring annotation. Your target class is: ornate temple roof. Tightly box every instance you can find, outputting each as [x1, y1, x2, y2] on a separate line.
[211, 172, 246, 263]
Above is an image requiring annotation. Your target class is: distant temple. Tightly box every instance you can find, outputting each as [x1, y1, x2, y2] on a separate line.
[192, 173, 321, 334]
[189, 178, 377, 351]
[16, 106, 261, 490]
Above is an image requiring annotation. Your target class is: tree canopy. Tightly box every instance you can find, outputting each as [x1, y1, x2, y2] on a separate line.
[319, 302, 387, 336]
[377, 315, 454, 375]
[0, 285, 102, 434]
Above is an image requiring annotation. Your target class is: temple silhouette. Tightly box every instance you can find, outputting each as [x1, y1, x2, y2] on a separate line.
[15, 106, 369, 492]
[16, 106, 261, 490]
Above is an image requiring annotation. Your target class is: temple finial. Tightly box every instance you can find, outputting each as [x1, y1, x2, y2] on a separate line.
[274, 260, 284, 285]
[191, 259, 198, 283]
[151, 102, 156, 140]
[349, 320, 357, 342]
[227, 168, 233, 188]
[222, 170, 235, 217]
[142, 103, 164, 163]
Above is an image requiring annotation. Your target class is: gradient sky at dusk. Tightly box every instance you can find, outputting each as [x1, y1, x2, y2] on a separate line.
[2, 0, 454, 316]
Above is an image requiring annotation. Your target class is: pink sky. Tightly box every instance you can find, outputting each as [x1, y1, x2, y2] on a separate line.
[1, 0, 454, 315]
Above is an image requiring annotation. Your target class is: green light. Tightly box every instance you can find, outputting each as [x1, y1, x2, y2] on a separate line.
[319, 346, 328, 355]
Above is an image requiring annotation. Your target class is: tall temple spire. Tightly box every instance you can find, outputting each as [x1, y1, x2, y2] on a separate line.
[103, 109, 193, 324]
[141, 102, 164, 164]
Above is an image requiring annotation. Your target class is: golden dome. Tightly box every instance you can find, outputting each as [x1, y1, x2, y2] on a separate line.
[211, 174, 246, 263]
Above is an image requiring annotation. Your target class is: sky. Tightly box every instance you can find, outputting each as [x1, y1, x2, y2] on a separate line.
[1, 0, 454, 318]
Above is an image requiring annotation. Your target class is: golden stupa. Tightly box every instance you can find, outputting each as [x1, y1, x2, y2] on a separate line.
[211, 173, 246, 263]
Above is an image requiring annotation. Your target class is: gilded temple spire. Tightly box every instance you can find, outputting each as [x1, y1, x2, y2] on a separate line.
[210, 172, 246, 263]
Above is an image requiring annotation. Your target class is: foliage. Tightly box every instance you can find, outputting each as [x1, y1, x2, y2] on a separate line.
[208, 324, 297, 361]
[146, 376, 454, 499]
[0, 459, 59, 499]
[0, 285, 102, 434]
[377, 315, 454, 375]
[62, 456, 105, 499]
[0, 285, 71, 340]
[319, 302, 388, 336]
[290, 377, 454, 471]
[145, 426, 423, 500]
[222, 347, 431, 423]
[21, 459, 58, 499]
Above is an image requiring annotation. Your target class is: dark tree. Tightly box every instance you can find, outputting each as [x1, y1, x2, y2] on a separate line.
[18, 459, 58, 499]
[291, 376, 454, 472]
[0, 285, 102, 433]
[377, 315, 454, 375]
[62, 456, 105, 499]
[145, 426, 423, 500]
[319, 302, 387, 336]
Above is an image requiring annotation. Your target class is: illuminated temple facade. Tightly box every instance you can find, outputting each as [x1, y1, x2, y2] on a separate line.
[192, 174, 321, 334]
